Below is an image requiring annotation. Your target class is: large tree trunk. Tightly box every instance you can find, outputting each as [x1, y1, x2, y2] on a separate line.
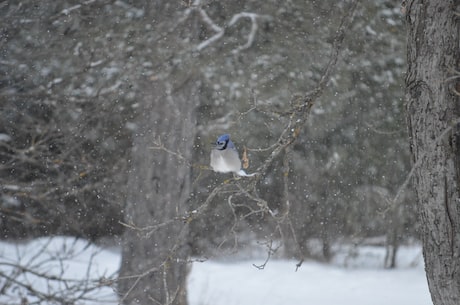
[118, 75, 197, 304]
[115, 1, 201, 303]
[405, 1, 460, 305]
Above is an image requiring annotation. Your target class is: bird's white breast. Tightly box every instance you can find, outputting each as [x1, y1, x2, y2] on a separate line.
[210, 149, 241, 173]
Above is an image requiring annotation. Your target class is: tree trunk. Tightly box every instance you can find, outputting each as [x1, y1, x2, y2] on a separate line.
[118, 75, 197, 304]
[405, 1, 460, 305]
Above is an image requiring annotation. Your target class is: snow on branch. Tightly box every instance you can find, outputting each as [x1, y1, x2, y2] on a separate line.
[192, 2, 271, 53]
[195, 7, 225, 51]
[60, 0, 96, 16]
[50, 0, 96, 20]
[228, 12, 264, 54]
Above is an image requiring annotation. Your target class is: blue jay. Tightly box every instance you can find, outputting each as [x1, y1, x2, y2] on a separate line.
[210, 134, 256, 177]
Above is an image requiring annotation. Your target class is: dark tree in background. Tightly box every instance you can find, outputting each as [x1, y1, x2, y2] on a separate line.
[405, 0, 460, 304]
[0, 1, 133, 239]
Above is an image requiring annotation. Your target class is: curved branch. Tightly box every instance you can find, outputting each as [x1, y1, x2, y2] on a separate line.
[254, 0, 359, 176]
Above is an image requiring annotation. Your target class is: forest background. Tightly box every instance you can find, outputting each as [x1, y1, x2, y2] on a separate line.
[0, 0, 424, 304]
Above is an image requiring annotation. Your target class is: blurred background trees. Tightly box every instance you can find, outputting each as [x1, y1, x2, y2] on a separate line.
[0, 1, 138, 239]
[1, 0, 417, 303]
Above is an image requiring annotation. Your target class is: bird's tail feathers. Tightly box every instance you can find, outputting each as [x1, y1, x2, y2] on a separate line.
[236, 169, 258, 177]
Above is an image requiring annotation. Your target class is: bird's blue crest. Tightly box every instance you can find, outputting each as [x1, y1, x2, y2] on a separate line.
[217, 134, 230, 142]
[214, 134, 236, 150]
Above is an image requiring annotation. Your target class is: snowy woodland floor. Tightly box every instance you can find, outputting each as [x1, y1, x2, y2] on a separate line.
[0, 237, 432, 305]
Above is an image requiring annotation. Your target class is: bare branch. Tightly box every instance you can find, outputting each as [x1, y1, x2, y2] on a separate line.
[0, 237, 118, 304]
[252, 239, 281, 270]
[249, 0, 359, 177]
[149, 137, 191, 166]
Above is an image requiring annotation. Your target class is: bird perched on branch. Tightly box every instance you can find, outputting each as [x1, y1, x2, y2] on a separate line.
[210, 134, 256, 177]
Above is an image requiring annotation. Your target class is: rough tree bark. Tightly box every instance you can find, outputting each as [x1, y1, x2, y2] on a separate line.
[118, 75, 197, 304]
[405, 1, 460, 305]
[115, 0, 205, 302]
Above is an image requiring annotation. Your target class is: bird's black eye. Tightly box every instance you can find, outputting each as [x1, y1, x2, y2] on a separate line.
[215, 140, 228, 150]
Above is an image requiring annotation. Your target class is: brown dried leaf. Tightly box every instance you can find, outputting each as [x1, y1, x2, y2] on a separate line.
[242, 146, 249, 169]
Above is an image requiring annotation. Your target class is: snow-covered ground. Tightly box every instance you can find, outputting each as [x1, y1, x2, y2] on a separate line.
[189, 259, 431, 305]
[0, 237, 432, 305]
